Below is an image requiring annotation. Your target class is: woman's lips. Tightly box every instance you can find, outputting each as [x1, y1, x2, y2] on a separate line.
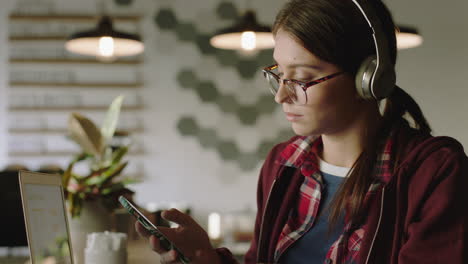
[285, 112, 303, 122]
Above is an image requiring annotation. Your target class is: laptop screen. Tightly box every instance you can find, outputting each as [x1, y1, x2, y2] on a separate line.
[20, 171, 73, 264]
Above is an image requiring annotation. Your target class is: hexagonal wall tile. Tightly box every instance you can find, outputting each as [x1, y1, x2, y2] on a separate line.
[256, 49, 274, 66]
[216, 1, 239, 20]
[195, 81, 219, 102]
[237, 105, 259, 125]
[215, 49, 239, 67]
[195, 34, 216, 55]
[217, 140, 240, 161]
[256, 140, 275, 159]
[177, 116, 199, 136]
[197, 128, 218, 149]
[257, 94, 276, 114]
[237, 59, 260, 79]
[177, 69, 198, 89]
[216, 94, 238, 113]
[175, 22, 198, 42]
[155, 8, 178, 30]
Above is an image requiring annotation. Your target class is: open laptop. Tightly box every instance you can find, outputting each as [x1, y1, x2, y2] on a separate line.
[18, 170, 74, 264]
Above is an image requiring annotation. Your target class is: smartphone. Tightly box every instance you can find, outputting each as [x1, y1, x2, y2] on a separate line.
[118, 196, 191, 263]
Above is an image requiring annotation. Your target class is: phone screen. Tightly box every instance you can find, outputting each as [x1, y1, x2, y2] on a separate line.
[118, 196, 190, 263]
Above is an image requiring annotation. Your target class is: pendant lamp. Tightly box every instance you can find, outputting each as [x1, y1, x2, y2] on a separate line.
[210, 10, 274, 51]
[396, 25, 423, 49]
[65, 15, 144, 61]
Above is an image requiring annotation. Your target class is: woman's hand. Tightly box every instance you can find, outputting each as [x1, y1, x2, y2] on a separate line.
[135, 208, 222, 264]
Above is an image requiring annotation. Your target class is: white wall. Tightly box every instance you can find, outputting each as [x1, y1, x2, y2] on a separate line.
[386, 0, 468, 146]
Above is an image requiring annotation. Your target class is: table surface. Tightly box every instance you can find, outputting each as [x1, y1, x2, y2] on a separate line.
[0, 240, 248, 264]
[0, 239, 161, 264]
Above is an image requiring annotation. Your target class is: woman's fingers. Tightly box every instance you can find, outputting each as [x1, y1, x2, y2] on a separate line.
[161, 208, 193, 226]
[135, 222, 166, 254]
[159, 249, 179, 263]
[135, 220, 177, 256]
[149, 235, 168, 254]
[135, 209, 215, 263]
[135, 221, 151, 238]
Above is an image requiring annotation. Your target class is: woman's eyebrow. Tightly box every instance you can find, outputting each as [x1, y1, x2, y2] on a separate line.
[273, 59, 321, 71]
[285, 63, 321, 70]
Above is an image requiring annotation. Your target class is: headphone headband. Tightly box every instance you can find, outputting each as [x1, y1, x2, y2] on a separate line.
[351, 0, 396, 100]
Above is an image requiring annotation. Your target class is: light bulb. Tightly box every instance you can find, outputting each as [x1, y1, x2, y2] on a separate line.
[99, 36, 114, 57]
[241, 31, 256, 51]
[208, 212, 221, 240]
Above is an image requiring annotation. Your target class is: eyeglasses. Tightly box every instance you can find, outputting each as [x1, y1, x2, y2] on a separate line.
[262, 64, 343, 105]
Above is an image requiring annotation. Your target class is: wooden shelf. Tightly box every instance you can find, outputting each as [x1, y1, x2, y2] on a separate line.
[10, 82, 143, 88]
[7, 14, 147, 166]
[9, 14, 141, 22]
[10, 58, 143, 64]
[9, 105, 143, 112]
[10, 36, 67, 41]
[9, 128, 144, 134]
[8, 151, 145, 157]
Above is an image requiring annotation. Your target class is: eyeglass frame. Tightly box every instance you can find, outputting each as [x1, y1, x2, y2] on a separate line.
[262, 64, 343, 104]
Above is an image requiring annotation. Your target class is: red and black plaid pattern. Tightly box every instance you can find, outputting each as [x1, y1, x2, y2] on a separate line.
[274, 134, 394, 263]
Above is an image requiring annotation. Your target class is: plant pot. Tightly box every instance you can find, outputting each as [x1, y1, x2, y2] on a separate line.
[67, 200, 112, 264]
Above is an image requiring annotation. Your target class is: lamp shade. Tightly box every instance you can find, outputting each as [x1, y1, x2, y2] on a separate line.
[396, 25, 423, 49]
[210, 10, 274, 51]
[65, 16, 144, 59]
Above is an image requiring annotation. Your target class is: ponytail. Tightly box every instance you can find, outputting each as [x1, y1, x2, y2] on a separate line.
[328, 85, 431, 229]
[383, 86, 431, 133]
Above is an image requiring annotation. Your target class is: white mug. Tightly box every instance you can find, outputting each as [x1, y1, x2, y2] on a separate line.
[84, 231, 127, 264]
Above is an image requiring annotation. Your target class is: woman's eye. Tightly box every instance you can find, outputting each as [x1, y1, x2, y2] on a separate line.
[297, 76, 315, 82]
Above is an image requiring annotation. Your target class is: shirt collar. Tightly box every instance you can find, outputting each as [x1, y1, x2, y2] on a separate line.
[277, 131, 395, 182]
[277, 135, 320, 168]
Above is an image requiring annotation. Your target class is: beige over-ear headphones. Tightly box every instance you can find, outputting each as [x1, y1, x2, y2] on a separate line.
[351, 0, 396, 100]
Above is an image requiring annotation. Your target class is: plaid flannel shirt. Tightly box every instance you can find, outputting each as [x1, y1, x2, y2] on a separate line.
[274, 135, 394, 263]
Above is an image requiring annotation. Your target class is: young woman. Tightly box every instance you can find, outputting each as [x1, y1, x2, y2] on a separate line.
[136, 0, 468, 263]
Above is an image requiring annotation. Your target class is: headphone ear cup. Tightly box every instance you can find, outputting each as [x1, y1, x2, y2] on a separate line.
[373, 64, 397, 100]
[355, 56, 377, 100]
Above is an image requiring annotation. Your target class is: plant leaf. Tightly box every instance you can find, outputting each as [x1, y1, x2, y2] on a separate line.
[69, 193, 83, 218]
[120, 177, 139, 185]
[111, 146, 128, 165]
[85, 161, 128, 186]
[82, 165, 111, 181]
[101, 147, 113, 168]
[68, 113, 103, 157]
[63, 153, 88, 187]
[101, 182, 125, 196]
[100, 161, 128, 185]
[101, 95, 124, 146]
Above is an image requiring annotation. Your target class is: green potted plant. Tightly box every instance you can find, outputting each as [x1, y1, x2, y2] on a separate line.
[63, 95, 138, 264]
[63, 95, 136, 218]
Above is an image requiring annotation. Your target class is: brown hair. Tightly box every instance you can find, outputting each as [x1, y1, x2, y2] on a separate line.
[273, 0, 432, 227]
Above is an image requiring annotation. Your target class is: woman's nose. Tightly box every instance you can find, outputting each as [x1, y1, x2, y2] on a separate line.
[275, 82, 292, 104]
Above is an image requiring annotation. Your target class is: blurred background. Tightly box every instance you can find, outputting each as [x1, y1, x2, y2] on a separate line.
[0, 0, 466, 262]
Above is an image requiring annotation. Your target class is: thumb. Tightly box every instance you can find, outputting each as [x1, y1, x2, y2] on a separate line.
[161, 208, 193, 226]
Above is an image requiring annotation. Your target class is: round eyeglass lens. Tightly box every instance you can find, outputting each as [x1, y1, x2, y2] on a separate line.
[286, 81, 308, 104]
[264, 72, 280, 95]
